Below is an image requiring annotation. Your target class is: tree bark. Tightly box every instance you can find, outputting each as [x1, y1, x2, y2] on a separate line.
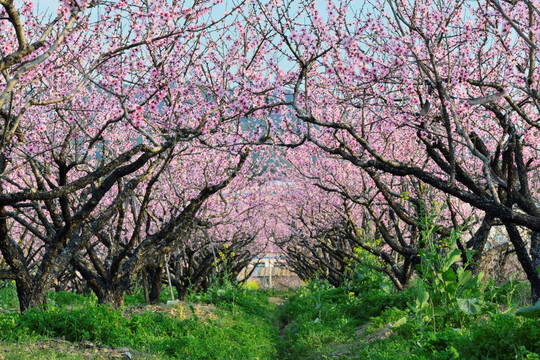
[504, 222, 540, 303]
[142, 270, 150, 305]
[146, 265, 163, 304]
[98, 288, 125, 308]
[530, 231, 540, 271]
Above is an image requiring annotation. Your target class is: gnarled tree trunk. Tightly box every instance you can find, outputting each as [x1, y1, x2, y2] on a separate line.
[146, 264, 163, 304]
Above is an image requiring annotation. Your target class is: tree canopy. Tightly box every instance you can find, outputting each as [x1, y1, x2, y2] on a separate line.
[1, 0, 540, 310]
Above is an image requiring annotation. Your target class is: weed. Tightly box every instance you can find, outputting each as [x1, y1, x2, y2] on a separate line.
[1, 275, 539, 359]
[409, 213, 485, 331]
[0, 282, 280, 359]
[0, 281, 19, 310]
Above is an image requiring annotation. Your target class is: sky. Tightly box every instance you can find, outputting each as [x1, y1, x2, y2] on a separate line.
[36, 0, 57, 12]
[33, 0, 238, 15]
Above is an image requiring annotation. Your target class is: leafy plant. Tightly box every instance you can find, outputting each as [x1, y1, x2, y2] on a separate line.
[0, 285, 280, 359]
[516, 300, 540, 319]
[0, 281, 19, 310]
[409, 211, 485, 330]
[484, 278, 531, 310]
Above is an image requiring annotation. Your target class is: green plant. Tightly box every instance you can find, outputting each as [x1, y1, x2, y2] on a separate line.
[243, 280, 259, 290]
[276, 279, 413, 359]
[368, 307, 409, 332]
[409, 211, 485, 330]
[16, 305, 132, 343]
[484, 278, 531, 310]
[515, 266, 540, 319]
[0, 286, 280, 359]
[0, 281, 19, 310]
[421, 314, 540, 359]
[343, 247, 390, 295]
[47, 291, 97, 308]
[516, 299, 540, 319]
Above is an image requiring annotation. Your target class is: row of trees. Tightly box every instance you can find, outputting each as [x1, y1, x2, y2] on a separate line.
[0, 0, 276, 310]
[255, 0, 540, 301]
[1, 0, 540, 310]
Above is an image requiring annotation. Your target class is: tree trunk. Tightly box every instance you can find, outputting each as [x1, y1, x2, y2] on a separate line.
[466, 213, 495, 273]
[146, 265, 163, 304]
[530, 231, 540, 271]
[15, 280, 48, 312]
[142, 270, 150, 305]
[505, 222, 540, 303]
[176, 284, 189, 301]
[97, 288, 125, 308]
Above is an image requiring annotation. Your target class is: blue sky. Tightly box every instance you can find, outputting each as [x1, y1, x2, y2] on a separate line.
[36, 0, 57, 11]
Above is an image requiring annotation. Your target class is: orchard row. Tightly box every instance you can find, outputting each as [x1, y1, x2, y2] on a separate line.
[1, 0, 540, 311]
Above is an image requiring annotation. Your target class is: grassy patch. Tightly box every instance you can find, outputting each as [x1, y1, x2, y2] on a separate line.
[0, 339, 159, 359]
[276, 280, 540, 360]
[0, 282, 19, 311]
[1, 279, 539, 359]
[0, 285, 280, 359]
[276, 281, 410, 359]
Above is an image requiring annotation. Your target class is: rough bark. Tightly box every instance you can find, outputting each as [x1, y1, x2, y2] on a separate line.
[504, 222, 540, 303]
[146, 264, 163, 304]
[98, 288, 126, 308]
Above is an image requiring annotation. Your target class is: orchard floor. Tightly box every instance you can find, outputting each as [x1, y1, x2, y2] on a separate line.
[0, 300, 277, 360]
[1, 283, 539, 359]
[0, 339, 157, 359]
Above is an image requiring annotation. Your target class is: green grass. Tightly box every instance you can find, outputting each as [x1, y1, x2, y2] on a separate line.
[0, 283, 280, 359]
[0, 339, 160, 359]
[275, 279, 540, 360]
[275, 281, 411, 359]
[0, 281, 19, 310]
[1, 279, 539, 359]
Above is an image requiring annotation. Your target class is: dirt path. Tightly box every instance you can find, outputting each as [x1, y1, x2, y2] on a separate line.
[268, 296, 286, 306]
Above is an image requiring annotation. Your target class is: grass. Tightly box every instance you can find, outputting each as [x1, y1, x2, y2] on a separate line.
[0, 282, 280, 359]
[0, 279, 539, 359]
[274, 279, 540, 360]
[0, 281, 19, 311]
[276, 281, 411, 359]
[0, 339, 160, 359]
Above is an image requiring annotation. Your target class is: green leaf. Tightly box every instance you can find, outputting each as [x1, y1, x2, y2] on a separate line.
[442, 268, 457, 284]
[476, 271, 485, 283]
[415, 289, 430, 310]
[516, 300, 540, 319]
[417, 288, 429, 304]
[445, 283, 457, 294]
[391, 317, 408, 328]
[443, 249, 462, 270]
[433, 306, 447, 316]
[457, 298, 482, 315]
[380, 283, 392, 294]
[457, 270, 472, 287]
